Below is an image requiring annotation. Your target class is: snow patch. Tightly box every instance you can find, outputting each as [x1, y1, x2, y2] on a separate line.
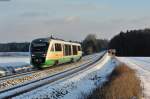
[0, 52, 29, 57]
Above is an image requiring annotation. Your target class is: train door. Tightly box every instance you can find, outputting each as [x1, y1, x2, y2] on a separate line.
[54, 43, 63, 59]
[62, 44, 72, 63]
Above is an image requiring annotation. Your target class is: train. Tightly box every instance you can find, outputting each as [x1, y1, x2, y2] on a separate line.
[30, 37, 82, 68]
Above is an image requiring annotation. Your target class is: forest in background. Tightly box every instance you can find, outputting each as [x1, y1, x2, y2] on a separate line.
[109, 29, 150, 56]
[0, 42, 30, 52]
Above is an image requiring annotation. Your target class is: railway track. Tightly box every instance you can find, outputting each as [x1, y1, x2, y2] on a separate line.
[0, 55, 96, 88]
[0, 68, 38, 81]
[0, 54, 95, 81]
[0, 52, 105, 98]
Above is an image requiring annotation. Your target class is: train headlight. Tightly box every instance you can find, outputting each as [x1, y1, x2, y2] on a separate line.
[43, 54, 46, 57]
[35, 59, 39, 62]
[0, 70, 6, 76]
[31, 54, 35, 57]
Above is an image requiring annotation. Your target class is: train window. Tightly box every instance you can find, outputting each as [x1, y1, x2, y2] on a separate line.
[68, 45, 71, 55]
[78, 46, 81, 51]
[51, 44, 54, 51]
[73, 45, 77, 55]
[64, 44, 72, 56]
[31, 42, 48, 52]
[55, 43, 62, 51]
[64, 44, 68, 56]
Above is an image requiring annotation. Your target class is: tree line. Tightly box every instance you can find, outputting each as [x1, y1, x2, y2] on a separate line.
[82, 34, 108, 55]
[109, 29, 150, 56]
[0, 42, 30, 52]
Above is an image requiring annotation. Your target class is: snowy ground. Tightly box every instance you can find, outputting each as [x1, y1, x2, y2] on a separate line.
[118, 57, 150, 99]
[0, 57, 30, 68]
[0, 52, 30, 67]
[0, 52, 29, 57]
[14, 53, 118, 99]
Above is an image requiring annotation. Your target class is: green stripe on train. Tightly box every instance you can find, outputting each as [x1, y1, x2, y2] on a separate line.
[42, 55, 81, 68]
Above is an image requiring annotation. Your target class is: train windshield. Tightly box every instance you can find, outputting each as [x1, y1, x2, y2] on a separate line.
[31, 42, 49, 52]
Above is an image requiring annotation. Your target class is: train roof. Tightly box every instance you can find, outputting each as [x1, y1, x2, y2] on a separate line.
[32, 37, 81, 45]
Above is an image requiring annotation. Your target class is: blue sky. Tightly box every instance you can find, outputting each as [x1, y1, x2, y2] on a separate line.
[0, 0, 150, 42]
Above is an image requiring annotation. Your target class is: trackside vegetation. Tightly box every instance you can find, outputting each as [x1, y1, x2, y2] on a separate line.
[85, 64, 142, 99]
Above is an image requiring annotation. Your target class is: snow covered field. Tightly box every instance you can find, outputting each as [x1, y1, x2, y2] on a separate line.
[14, 53, 118, 99]
[118, 57, 150, 99]
[0, 52, 29, 57]
[0, 57, 30, 67]
[0, 57, 29, 64]
[0, 52, 30, 67]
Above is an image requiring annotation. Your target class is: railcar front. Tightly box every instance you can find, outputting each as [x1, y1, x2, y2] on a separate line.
[30, 38, 49, 68]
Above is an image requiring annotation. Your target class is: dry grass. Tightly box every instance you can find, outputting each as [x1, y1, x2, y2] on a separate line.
[87, 64, 142, 99]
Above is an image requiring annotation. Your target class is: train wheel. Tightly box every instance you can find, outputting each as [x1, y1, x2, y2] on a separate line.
[77, 57, 81, 62]
[54, 60, 58, 66]
[71, 58, 75, 63]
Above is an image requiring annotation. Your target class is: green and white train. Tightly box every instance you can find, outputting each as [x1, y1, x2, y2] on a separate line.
[30, 38, 82, 68]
